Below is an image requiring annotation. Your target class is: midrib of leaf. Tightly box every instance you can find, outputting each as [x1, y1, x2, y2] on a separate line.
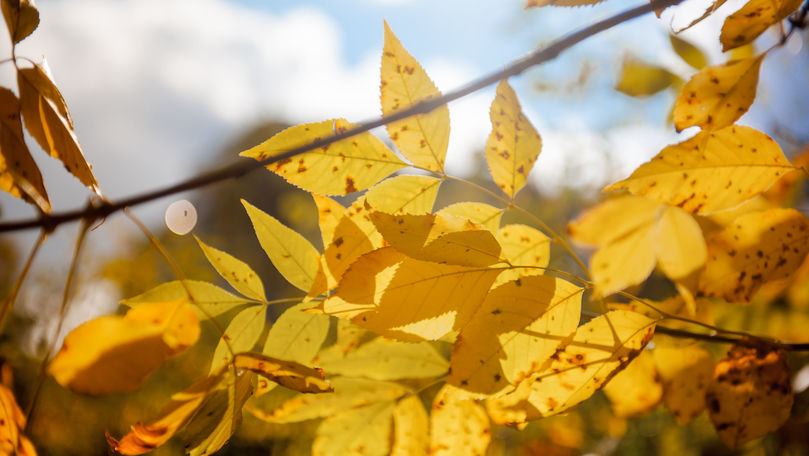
[260, 222, 315, 287]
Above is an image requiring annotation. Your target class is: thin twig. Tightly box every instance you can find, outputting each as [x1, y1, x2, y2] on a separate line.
[0, 0, 685, 234]
[0, 230, 46, 331]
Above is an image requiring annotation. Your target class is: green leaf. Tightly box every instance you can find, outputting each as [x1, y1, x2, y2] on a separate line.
[196, 236, 266, 301]
[121, 280, 252, 318]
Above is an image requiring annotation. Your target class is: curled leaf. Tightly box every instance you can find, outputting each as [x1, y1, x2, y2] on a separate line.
[234, 352, 332, 393]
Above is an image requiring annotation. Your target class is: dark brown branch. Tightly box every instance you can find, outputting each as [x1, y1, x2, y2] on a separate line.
[0, 0, 685, 233]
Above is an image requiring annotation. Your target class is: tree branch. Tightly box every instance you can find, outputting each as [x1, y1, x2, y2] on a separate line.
[0, 0, 684, 233]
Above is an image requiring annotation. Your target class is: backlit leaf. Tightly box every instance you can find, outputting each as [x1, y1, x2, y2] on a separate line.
[240, 119, 406, 195]
[449, 276, 583, 395]
[699, 208, 809, 303]
[720, 0, 803, 51]
[436, 202, 503, 233]
[264, 302, 330, 365]
[17, 65, 97, 190]
[210, 305, 266, 372]
[1, 0, 38, 43]
[0, 383, 35, 455]
[485, 80, 542, 198]
[196, 237, 265, 301]
[365, 175, 442, 215]
[654, 205, 707, 281]
[49, 299, 199, 395]
[0, 87, 49, 211]
[313, 193, 346, 247]
[322, 196, 383, 289]
[602, 350, 662, 418]
[122, 280, 253, 318]
[234, 352, 332, 393]
[316, 337, 448, 380]
[588, 223, 656, 297]
[669, 34, 708, 70]
[429, 385, 490, 456]
[487, 310, 655, 425]
[615, 58, 678, 97]
[494, 224, 550, 285]
[243, 199, 321, 293]
[653, 345, 714, 424]
[250, 377, 407, 424]
[313, 400, 395, 456]
[381, 21, 449, 172]
[705, 343, 793, 448]
[605, 126, 792, 215]
[672, 55, 764, 132]
[392, 395, 429, 456]
[323, 247, 500, 341]
[370, 212, 502, 267]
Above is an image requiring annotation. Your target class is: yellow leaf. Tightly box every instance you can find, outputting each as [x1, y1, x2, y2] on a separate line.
[196, 237, 265, 301]
[250, 377, 407, 424]
[121, 280, 252, 319]
[323, 247, 500, 341]
[669, 34, 708, 70]
[0, 383, 35, 456]
[365, 175, 442, 215]
[448, 276, 583, 395]
[240, 119, 406, 195]
[568, 194, 661, 245]
[210, 305, 266, 372]
[264, 302, 330, 365]
[429, 385, 490, 456]
[49, 299, 199, 395]
[606, 126, 792, 214]
[370, 212, 502, 267]
[17, 65, 97, 190]
[587, 228, 656, 296]
[436, 202, 503, 233]
[312, 193, 346, 247]
[485, 80, 542, 198]
[720, 0, 803, 51]
[313, 400, 395, 456]
[322, 196, 383, 289]
[699, 208, 809, 303]
[602, 350, 662, 418]
[316, 337, 448, 380]
[392, 395, 429, 456]
[494, 224, 550, 285]
[654, 205, 707, 280]
[615, 58, 678, 97]
[653, 345, 714, 424]
[233, 352, 332, 393]
[0, 87, 49, 212]
[673, 55, 764, 132]
[0, 0, 38, 43]
[706, 343, 793, 448]
[487, 310, 655, 425]
[381, 21, 449, 172]
[243, 199, 321, 293]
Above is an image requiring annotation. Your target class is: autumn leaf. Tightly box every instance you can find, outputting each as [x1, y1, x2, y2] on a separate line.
[365, 174, 442, 215]
[673, 55, 764, 132]
[369, 212, 502, 267]
[669, 34, 707, 70]
[0, 87, 49, 212]
[320, 196, 383, 289]
[240, 119, 406, 195]
[263, 302, 330, 365]
[494, 224, 550, 285]
[448, 276, 583, 395]
[234, 352, 332, 393]
[381, 21, 449, 172]
[17, 64, 97, 190]
[316, 336, 448, 380]
[196, 236, 266, 301]
[705, 342, 793, 448]
[653, 344, 714, 424]
[436, 202, 503, 233]
[602, 350, 662, 418]
[487, 310, 655, 426]
[720, 0, 803, 51]
[322, 247, 500, 341]
[615, 58, 679, 97]
[486, 80, 542, 198]
[121, 280, 253, 318]
[430, 385, 490, 456]
[243, 199, 321, 293]
[699, 208, 809, 303]
[209, 305, 266, 372]
[49, 299, 199, 395]
[0, 383, 36, 455]
[392, 395, 429, 456]
[313, 400, 395, 456]
[606, 126, 792, 215]
[654, 205, 707, 281]
[0, 0, 38, 43]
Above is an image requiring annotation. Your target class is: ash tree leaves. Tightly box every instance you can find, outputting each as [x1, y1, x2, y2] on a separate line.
[196, 236, 266, 301]
[720, 0, 803, 51]
[381, 21, 450, 173]
[653, 345, 715, 424]
[485, 80, 542, 198]
[1, 0, 39, 44]
[430, 385, 491, 456]
[615, 58, 679, 97]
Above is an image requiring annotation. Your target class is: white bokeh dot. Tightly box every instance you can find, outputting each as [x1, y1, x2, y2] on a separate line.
[165, 199, 197, 235]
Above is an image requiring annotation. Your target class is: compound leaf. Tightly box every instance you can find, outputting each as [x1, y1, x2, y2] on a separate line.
[196, 237, 265, 301]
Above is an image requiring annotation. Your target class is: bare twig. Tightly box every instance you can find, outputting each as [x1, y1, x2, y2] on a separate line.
[0, 0, 685, 234]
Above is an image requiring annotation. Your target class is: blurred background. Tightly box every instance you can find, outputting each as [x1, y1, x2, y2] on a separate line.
[0, 0, 808, 454]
